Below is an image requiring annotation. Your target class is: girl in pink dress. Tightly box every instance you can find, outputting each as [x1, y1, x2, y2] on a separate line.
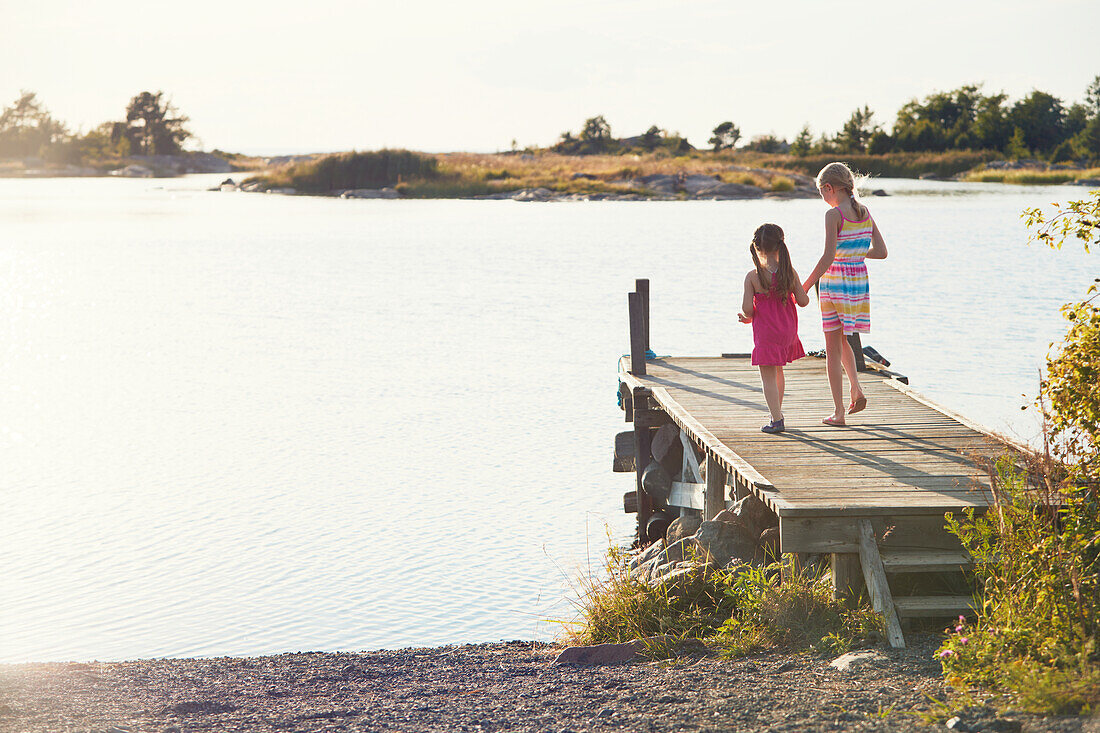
[738, 223, 810, 433]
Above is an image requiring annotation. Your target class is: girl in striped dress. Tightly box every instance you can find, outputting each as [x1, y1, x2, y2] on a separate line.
[802, 162, 888, 426]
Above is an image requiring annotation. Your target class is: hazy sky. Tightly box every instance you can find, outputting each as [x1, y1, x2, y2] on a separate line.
[2, 0, 1098, 154]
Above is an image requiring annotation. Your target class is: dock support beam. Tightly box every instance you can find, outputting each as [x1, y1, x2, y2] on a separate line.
[628, 291, 646, 377]
[831, 553, 863, 607]
[847, 333, 867, 371]
[632, 386, 654, 543]
[857, 519, 905, 648]
[635, 278, 650, 354]
[704, 454, 726, 520]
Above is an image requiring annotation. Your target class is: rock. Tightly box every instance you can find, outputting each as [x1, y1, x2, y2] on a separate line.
[680, 174, 721, 194]
[341, 187, 399, 199]
[918, 172, 949, 180]
[730, 494, 777, 537]
[629, 538, 666, 570]
[641, 460, 671, 503]
[758, 526, 780, 559]
[108, 164, 154, 178]
[665, 515, 702, 545]
[1074, 177, 1100, 186]
[871, 189, 888, 196]
[650, 424, 680, 462]
[512, 187, 552, 202]
[613, 431, 635, 472]
[570, 172, 597, 180]
[692, 182, 764, 199]
[693, 520, 756, 566]
[655, 537, 692, 567]
[239, 180, 265, 192]
[266, 187, 297, 195]
[828, 650, 888, 671]
[554, 640, 645, 665]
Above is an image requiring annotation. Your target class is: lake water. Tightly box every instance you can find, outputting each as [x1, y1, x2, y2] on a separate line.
[0, 175, 1095, 663]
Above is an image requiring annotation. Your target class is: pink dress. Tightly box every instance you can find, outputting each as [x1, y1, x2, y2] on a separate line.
[751, 277, 805, 366]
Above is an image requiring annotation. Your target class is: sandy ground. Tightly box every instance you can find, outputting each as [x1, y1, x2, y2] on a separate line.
[1, 636, 1097, 732]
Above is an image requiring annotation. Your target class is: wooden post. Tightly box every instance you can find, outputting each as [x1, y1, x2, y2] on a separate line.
[635, 278, 650, 353]
[628, 291, 646, 377]
[847, 333, 867, 371]
[857, 519, 905, 648]
[831, 553, 863, 607]
[704, 454, 726, 520]
[633, 386, 654, 543]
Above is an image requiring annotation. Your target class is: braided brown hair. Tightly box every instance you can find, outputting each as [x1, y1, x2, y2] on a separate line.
[750, 223, 797, 297]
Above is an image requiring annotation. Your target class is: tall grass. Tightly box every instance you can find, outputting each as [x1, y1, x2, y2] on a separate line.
[745, 150, 1001, 179]
[570, 547, 881, 658]
[961, 167, 1100, 185]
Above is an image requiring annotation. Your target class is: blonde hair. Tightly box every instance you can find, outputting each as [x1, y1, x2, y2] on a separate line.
[750, 223, 797, 298]
[816, 162, 866, 220]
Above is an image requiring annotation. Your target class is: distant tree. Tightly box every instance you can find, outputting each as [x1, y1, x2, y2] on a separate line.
[1006, 127, 1030, 159]
[1050, 140, 1076, 163]
[1074, 116, 1100, 159]
[1010, 91, 1065, 154]
[971, 92, 1011, 150]
[742, 134, 788, 154]
[1086, 74, 1100, 118]
[790, 124, 814, 157]
[1063, 103, 1090, 141]
[123, 91, 190, 155]
[578, 115, 612, 154]
[708, 121, 740, 152]
[866, 130, 894, 155]
[640, 125, 663, 151]
[0, 90, 68, 158]
[837, 106, 880, 152]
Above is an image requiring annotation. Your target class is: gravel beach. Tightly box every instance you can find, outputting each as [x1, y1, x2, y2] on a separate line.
[1, 636, 1096, 732]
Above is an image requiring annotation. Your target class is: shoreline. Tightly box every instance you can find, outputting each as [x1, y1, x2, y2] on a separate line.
[1, 637, 1090, 732]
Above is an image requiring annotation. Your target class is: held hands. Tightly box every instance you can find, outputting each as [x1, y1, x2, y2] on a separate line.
[737, 312, 752, 324]
[802, 279, 814, 293]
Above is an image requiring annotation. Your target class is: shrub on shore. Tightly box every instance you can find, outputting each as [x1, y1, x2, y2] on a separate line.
[571, 548, 881, 658]
[253, 149, 440, 193]
[938, 191, 1100, 714]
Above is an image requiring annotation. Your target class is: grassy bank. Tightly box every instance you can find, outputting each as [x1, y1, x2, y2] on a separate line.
[245, 149, 810, 197]
[744, 150, 1003, 179]
[960, 166, 1100, 184]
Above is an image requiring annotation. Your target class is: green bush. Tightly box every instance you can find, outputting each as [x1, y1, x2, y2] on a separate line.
[769, 176, 795, 192]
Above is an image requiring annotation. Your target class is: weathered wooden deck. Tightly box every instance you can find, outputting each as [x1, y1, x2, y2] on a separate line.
[620, 355, 1002, 525]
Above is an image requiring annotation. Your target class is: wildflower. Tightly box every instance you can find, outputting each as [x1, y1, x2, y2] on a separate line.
[955, 624, 965, 633]
[959, 637, 968, 645]
[938, 649, 955, 659]
[958, 615, 966, 623]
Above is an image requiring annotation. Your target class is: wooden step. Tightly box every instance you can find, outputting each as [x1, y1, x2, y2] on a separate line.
[880, 549, 973, 573]
[894, 596, 974, 618]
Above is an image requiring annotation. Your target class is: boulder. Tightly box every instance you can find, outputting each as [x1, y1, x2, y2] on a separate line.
[828, 650, 888, 671]
[665, 515, 702, 545]
[341, 187, 399, 199]
[1075, 177, 1100, 186]
[267, 187, 297, 195]
[693, 520, 756, 566]
[512, 187, 553, 202]
[871, 189, 888, 196]
[108, 164, 154, 178]
[655, 536, 692, 567]
[731, 493, 777, 537]
[693, 182, 764, 199]
[758, 526, 780, 559]
[641, 460, 672, 504]
[554, 640, 646, 666]
[629, 538, 666, 569]
[680, 174, 721, 194]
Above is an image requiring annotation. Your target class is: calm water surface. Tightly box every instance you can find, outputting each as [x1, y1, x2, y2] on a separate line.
[1, 175, 1094, 662]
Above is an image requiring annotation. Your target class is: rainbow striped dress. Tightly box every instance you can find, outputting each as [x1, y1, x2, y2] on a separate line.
[819, 207, 872, 334]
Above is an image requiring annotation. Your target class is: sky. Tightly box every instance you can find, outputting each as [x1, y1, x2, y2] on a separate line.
[2, 0, 1098, 155]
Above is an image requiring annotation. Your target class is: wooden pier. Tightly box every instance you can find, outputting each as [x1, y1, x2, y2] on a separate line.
[617, 280, 1022, 647]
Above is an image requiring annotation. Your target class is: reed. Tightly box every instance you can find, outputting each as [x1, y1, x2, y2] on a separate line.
[961, 167, 1100, 185]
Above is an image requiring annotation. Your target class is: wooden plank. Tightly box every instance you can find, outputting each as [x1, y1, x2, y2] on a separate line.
[857, 519, 906, 648]
[894, 596, 975, 618]
[669, 480, 704, 510]
[880, 549, 973, 573]
[679, 430, 703, 482]
[628, 292, 646, 377]
[831, 553, 863, 606]
[780, 515, 965, 553]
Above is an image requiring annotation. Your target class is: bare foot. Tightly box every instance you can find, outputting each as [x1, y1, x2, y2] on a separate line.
[848, 392, 867, 415]
[822, 414, 845, 426]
